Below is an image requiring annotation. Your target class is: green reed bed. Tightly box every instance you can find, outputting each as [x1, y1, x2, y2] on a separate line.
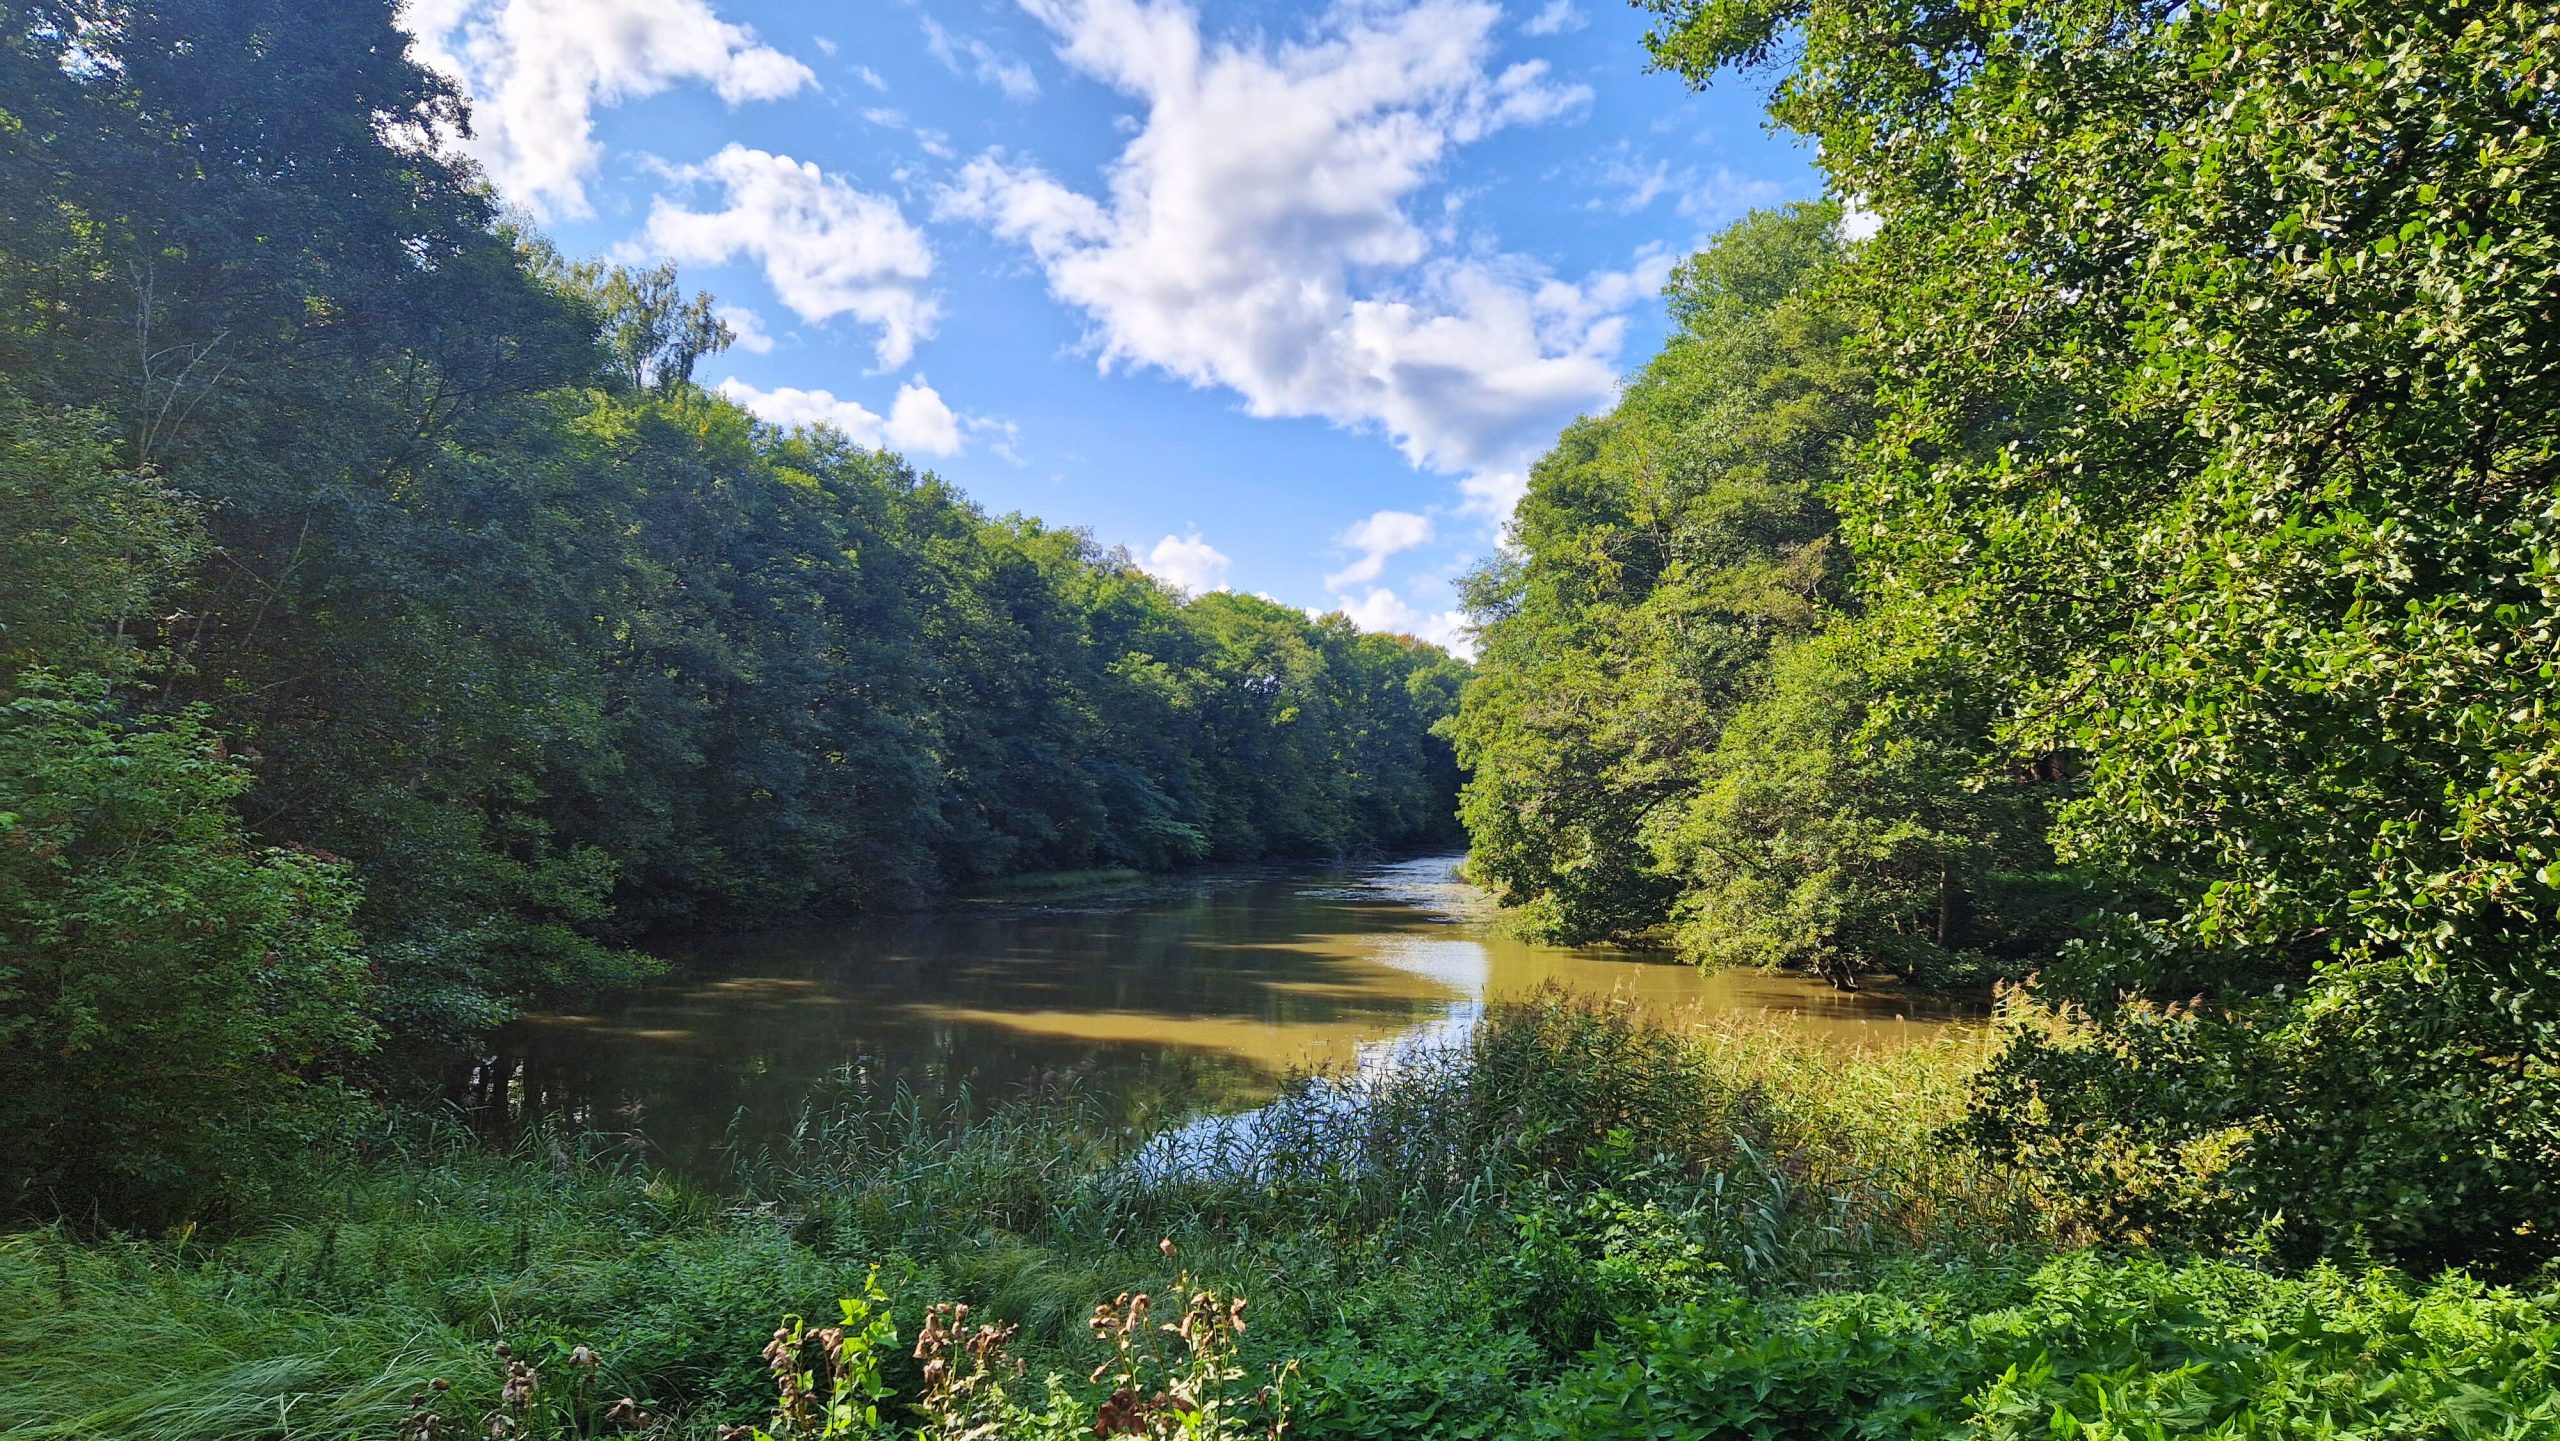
[3, 991, 2553, 1439]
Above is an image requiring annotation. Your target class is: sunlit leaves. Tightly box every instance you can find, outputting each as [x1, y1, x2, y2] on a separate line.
[1648, 0, 2560, 1268]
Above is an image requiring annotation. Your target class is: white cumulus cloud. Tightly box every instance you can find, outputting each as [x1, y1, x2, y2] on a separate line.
[1333, 586, 1471, 654]
[1326, 509, 1435, 590]
[401, 0, 813, 219]
[1141, 530, 1233, 594]
[638, 145, 937, 369]
[887, 376, 965, 455]
[715, 304, 777, 354]
[940, 0, 1631, 527]
[717, 376, 972, 457]
[719, 378, 883, 441]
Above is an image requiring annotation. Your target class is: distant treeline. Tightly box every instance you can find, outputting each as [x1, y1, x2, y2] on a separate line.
[0, 0, 1460, 1218]
[1453, 0, 2559, 1274]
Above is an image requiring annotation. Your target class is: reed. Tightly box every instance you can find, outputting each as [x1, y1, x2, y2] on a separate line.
[14, 991, 2532, 1440]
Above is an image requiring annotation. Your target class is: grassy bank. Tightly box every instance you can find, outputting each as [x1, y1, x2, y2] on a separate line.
[3, 994, 2553, 1438]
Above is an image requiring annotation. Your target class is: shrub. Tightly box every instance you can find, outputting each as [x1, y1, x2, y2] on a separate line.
[0, 677, 375, 1226]
[1525, 1256, 2560, 1439]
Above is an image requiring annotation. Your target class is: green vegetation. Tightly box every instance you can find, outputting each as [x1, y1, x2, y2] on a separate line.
[1456, 0, 2560, 1276]
[6, 996, 2553, 1439]
[0, 678, 372, 1227]
[6, 0, 2559, 1433]
[1450, 204, 2066, 991]
[0, 0, 1462, 1224]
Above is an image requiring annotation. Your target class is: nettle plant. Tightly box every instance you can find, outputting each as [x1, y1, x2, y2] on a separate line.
[1079, 1241, 1292, 1441]
[733, 1270, 900, 1440]
[393, 1250, 1290, 1440]
[393, 1339, 652, 1441]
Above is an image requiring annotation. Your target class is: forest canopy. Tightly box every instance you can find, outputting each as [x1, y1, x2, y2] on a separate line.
[0, 0, 1464, 1223]
[1454, 0, 2560, 1274]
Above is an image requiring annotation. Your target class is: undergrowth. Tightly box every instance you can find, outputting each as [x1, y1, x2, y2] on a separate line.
[1, 991, 2552, 1438]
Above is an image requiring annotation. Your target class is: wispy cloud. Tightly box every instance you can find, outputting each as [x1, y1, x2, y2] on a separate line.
[1521, 1, 1585, 36]
[920, 13, 1041, 100]
[1675, 166, 1797, 230]
[1325, 510, 1435, 590]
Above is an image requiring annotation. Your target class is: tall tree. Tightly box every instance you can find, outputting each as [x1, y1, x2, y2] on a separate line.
[1646, 0, 2560, 1269]
[0, 0, 1478, 1182]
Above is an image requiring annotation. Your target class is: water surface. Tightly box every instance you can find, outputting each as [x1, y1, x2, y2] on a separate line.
[462, 856, 1964, 1170]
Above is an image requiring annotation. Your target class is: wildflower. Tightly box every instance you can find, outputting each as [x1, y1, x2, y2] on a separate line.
[1095, 1387, 1156, 1436]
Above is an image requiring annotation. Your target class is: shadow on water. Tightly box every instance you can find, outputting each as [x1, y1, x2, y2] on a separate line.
[454, 856, 1973, 1175]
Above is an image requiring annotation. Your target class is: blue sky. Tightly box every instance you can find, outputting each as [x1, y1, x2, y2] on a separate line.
[401, 0, 1819, 650]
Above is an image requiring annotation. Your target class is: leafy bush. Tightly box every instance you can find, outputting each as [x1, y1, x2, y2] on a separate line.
[1527, 1256, 2560, 1439]
[0, 388, 201, 681]
[0, 677, 374, 1226]
[1284, 1311, 1541, 1441]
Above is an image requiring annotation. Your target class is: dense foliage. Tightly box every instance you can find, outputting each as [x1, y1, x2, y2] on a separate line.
[0, 0, 1462, 1220]
[1457, 0, 2559, 1272]
[1652, 0, 2560, 1273]
[1527, 1257, 2560, 1439]
[0, 679, 373, 1225]
[1445, 0, 2560, 1277]
[1452, 204, 2070, 989]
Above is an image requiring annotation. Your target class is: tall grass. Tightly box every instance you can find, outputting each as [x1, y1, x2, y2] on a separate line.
[0, 992, 2200, 1439]
[1068, 990, 2038, 1284]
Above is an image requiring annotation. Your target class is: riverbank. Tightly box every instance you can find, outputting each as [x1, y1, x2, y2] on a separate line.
[7, 991, 2551, 1438]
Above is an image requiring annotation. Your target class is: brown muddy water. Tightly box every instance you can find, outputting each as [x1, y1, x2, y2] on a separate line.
[458, 855, 1969, 1172]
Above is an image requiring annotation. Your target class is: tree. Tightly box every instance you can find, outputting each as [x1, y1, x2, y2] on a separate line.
[548, 256, 735, 395]
[1646, 0, 2560, 1270]
[1454, 207, 1858, 942]
[1457, 202, 2065, 984]
[0, 679, 374, 1226]
[0, 388, 200, 682]
[0, 0, 1479, 1198]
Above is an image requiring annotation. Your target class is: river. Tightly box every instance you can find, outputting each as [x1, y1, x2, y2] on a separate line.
[458, 855, 1967, 1172]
